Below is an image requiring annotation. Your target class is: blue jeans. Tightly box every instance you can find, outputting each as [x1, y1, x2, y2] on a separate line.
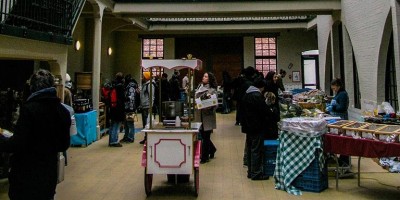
[109, 121, 121, 144]
[141, 108, 149, 129]
[124, 120, 135, 140]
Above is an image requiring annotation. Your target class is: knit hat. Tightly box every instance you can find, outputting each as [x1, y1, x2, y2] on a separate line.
[143, 71, 151, 80]
[253, 77, 266, 88]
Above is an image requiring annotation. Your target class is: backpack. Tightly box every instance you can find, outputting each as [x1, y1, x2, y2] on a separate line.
[110, 87, 118, 108]
[125, 82, 138, 112]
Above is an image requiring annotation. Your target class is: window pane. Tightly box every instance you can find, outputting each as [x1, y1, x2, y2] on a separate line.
[255, 50, 262, 56]
[269, 43, 276, 49]
[269, 38, 275, 43]
[262, 38, 268, 43]
[256, 59, 263, 65]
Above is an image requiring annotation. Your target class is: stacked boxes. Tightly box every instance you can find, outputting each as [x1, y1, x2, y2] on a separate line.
[292, 151, 328, 192]
[263, 140, 279, 176]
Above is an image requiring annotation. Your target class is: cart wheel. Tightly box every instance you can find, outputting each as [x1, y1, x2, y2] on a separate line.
[144, 169, 153, 196]
[194, 167, 199, 197]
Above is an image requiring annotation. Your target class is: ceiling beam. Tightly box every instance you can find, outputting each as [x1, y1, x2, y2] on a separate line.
[148, 22, 308, 32]
[113, 0, 341, 18]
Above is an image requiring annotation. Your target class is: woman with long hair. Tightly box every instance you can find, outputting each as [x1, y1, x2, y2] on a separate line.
[194, 72, 218, 163]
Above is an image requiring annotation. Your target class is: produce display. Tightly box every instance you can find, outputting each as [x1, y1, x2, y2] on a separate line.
[279, 89, 327, 119]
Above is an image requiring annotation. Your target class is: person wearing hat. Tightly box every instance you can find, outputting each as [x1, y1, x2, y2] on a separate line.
[139, 71, 155, 144]
[63, 73, 73, 107]
[241, 77, 270, 180]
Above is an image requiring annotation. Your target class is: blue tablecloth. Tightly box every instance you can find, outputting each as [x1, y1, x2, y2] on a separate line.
[71, 110, 97, 146]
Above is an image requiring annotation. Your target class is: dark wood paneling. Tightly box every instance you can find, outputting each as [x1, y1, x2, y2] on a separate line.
[175, 36, 243, 86]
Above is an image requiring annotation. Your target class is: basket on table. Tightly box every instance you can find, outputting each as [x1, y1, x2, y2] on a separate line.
[298, 102, 316, 109]
[326, 120, 355, 135]
[374, 125, 400, 143]
[358, 123, 387, 140]
[342, 122, 370, 138]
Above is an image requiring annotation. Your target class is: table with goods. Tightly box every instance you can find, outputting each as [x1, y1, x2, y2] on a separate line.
[70, 110, 97, 147]
[275, 88, 400, 191]
[140, 58, 203, 197]
[326, 114, 400, 189]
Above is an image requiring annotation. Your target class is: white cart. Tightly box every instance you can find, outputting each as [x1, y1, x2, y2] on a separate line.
[140, 58, 202, 196]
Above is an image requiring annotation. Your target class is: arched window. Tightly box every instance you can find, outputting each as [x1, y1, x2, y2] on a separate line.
[385, 33, 398, 111]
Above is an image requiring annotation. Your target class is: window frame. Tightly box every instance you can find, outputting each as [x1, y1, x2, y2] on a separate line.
[254, 37, 277, 77]
[142, 38, 164, 77]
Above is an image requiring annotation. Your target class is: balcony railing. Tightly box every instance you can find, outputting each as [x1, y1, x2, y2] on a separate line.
[0, 0, 85, 44]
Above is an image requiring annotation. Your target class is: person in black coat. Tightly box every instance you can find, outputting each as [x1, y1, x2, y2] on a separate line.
[241, 77, 271, 180]
[160, 73, 170, 103]
[264, 71, 279, 99]
[0, 69, 71, 200]
[263, 91, 281, 140]
[236, 66, 256, 126]
[169, 71, 181, 101]
[108, 72, 126, 147]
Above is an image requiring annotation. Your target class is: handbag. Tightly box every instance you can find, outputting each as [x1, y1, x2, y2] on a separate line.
[126, 112, 138, 122]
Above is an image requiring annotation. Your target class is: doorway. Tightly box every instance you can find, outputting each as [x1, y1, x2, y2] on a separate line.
[301, 51, 319, 89]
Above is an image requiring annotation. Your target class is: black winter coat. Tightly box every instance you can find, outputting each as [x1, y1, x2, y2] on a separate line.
[0, 87, 71, 199]
[241, 87, 271, 135]
[109, 81, 126, 122]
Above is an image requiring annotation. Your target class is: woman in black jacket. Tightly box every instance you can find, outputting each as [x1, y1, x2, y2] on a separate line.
[0, 69, 71, 200]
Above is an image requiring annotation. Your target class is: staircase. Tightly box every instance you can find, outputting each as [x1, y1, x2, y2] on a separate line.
[0, 0, 85, 44]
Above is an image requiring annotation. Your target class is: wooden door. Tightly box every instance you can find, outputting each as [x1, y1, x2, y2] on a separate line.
[212, 54, 242, 85]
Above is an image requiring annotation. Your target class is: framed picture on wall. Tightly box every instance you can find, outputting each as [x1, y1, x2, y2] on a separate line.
[292, 71, 300, 82]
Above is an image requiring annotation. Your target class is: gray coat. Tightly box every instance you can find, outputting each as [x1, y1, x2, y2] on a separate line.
[194, 83, 217, 131]
[140, 80, 155, 109]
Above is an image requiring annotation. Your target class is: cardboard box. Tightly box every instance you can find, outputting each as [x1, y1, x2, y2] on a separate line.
[195, 94, 218, 109]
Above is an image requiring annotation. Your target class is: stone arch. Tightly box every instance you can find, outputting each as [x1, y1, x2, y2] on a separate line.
[376, 10, 393, 103]
[324, 33, 332, 93]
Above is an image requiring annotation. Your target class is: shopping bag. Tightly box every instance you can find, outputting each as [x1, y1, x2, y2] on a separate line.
[126, 112, 138, 122]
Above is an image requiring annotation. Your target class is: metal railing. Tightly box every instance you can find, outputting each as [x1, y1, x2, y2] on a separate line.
[0, 0, 85, 44]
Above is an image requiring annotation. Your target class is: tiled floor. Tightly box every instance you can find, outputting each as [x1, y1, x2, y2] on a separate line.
[1, 112, 400, 199]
